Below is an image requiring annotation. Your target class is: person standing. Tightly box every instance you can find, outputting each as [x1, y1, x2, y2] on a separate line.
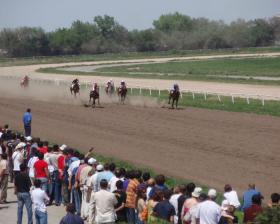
[0, 153, 9, 203]
[14, 163, 33, 224]
[31, 179, 50, 224]
[23, 108, 32, 137]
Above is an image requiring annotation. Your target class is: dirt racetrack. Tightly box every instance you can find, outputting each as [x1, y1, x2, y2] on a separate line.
[0, 79, 279, 200]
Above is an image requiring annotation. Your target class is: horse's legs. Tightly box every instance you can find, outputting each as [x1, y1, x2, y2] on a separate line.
[171, 98, 175, 109]
[168, 95, 171, 104]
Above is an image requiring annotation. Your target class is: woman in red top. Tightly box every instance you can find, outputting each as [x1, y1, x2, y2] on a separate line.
[33, 152, 49, 193]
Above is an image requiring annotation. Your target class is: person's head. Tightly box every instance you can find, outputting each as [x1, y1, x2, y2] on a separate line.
[199, 193, 208, 202]
[173, 186, 180, 194]
[271, 193, 279, 204]
[43, 141, 48, 147]
[136, 186, 147, 200]
[20, 163, 27, 172]
[38, 141, 43, 148]
[73, 150, 80, 158]
[66, 203, 76, 214]
[109, 163, 116, 172]
[53, 144, 59, 152]
[104, 163, 110, 171]
[208, 189, 217, 200]
[34, 179, 41, 188]
[119, 167, 126, 177]
[134, 170, 142, 180]
[96, 164, 104, 172]
[155, 174, 165, 186]
[186, 182, 196, 196]
[179, 184, 187, 194]
[27, 108, 31, 113]
[252, 194, 262, 205]
[4, 124, 9, 130]
[116, 180, 123, 190]
[152, 190, 163, 202]
[248, 183, 255, 190]
[225, 205, 235, 215]
[163, 189, 173, 200]
[142, 172, 151, 182]
[224, 184, 232, 192]
[147, 178, 155, 187]
[37, 152, 44, 160]
[115, 168, 122, 178]
[100, 179, 108, 189]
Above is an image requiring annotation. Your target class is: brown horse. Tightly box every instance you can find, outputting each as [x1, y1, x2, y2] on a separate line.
[70, 83, 80, 97]
[89, 89, 100, 107]
[105, 82, 114, 96]
[168, 89, 180, 109]
[118, 86, 127, 104]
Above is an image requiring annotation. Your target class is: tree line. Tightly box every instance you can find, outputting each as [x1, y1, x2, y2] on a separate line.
[0, 13, 280, 57]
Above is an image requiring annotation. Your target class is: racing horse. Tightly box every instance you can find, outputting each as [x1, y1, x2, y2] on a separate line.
[168, 88, 180, 109]
[105, 82, 114, 96]
[70, 83, 80, 97]
[118, 86, 127, 104]
[89, 88, 100, 107]
[20, 76, 29, 87]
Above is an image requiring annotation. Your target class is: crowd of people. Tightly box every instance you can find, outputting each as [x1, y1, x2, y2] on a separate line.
[0, 123, 279, 224]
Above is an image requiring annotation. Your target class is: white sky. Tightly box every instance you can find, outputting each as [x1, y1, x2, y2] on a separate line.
[0, 0, 280, 31]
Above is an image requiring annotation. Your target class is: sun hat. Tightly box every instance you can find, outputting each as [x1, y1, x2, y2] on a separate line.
[96, 164, 104, 171]
[88, 158, 97, 165]
[15, 142, 26, 150]
[192, 187, 202, 198]
[208, 189, 217, 198]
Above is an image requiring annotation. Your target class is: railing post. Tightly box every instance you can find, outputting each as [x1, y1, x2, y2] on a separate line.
[192, 92, 195, 100]
[262, 98, 265, 106]
[231, 95, 235, 104]
[131, 87, 133, 94]
[204, 92, 207, 100]
[139, 87, 142, 95]
[150, 88, 152, 96]
[159, 89, 161, 96]
[217, 94, 221, 102]
[246, 97, 250, 104]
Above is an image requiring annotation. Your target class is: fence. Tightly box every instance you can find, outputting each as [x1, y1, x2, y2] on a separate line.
[2, 75, 279, 106]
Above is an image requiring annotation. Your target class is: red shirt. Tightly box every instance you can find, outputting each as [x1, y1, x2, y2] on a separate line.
[57, 155, 65, 179]
[38, 147, 48, 155]
[244, 204, 263, 223]
[34, 160, 48, 178]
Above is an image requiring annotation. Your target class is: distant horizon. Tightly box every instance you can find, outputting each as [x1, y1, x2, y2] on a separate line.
[0, 0, 279, 32]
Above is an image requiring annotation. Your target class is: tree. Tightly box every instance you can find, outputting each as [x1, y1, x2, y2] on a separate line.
[153, 12, 193, 33]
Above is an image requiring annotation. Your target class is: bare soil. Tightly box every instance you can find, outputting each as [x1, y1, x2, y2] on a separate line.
[0, 90, 279, 200]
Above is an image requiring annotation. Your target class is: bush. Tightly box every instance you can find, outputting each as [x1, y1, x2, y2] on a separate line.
[255, 206, 280, 224]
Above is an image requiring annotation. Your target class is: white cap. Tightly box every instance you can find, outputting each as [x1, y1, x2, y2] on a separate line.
[208, 189, 217, 198]
[25, 136, 32, 141]
[192, 187, 202, 198]
[15, 142, 26, 150]
[59, 144, 67, 151]
[88, 158, 97, 165]
[96, 164, 104, 171]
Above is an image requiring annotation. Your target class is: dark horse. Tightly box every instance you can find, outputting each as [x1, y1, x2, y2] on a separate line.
[118, 86, 127, 104]
[20, 76, 29, 87]
[70, 83, 80, 97]
[105, 82, 114, 96]
[168, 89, 180, 109]
[89, 89, 100, 107]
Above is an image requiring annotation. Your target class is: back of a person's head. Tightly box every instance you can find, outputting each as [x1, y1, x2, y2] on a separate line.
[173, 186, 180, 194]
[179, 184, 187, 194]
[142, 172, 151, 182]
[73, 150, 80, 158]
[115, 168, 122, 178]
[100, 179, 108, 189]
[109, 163, 116, 172]
[66, 203, 76, 214]
[152, 190, 163, 202]
[20, 163, 27, 172]
[186, 182, 196, 195]
[38, 152, 44, 160]
[252, 194, 262, 205]
[119, 167, 126, 177]
[271, 193, 279, 204]
[224, 184, 232, 192]
[43, 141, 48, 146]
[31, 147, 38, 155]
[163, 189, 173, 200]
[155, 174, 165, 185]
[248, 183, 255, 189]
[27, 108, 31, 113]
[67, 148, 74, 155]
[116, 180, 123, 190]
[104, 163, 110, 171]
[127, 170, 135, 179]
[34, 179, 41, 188]
[134, 170, 142, 179]
[47, 147, 53, 153]
[53, 144, 59, 152]
[38, 141, 43, 148]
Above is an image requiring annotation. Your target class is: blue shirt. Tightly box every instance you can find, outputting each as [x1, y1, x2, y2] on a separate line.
[60, 213, 84, 224]
[241, 189, 261, 211]
[23, 112, 32, 125]
[153, 200, 175, 221]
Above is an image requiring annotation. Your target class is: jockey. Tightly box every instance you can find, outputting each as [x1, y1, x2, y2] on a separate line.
[170, 83, 179, 93]
[120, 80, 126, 89]
[71, 78, 79, 88]
[92, 82, 99, 92]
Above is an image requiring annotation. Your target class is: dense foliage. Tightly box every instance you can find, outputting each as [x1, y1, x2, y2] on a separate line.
[0, 13, 280, 57]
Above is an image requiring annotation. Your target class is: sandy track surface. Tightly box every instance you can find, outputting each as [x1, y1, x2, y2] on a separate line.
[1, 52, 280, 99]
[0, 95, 279, 200]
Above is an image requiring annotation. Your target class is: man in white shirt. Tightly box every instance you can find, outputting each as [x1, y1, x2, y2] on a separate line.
[169, 186, 181, 224]
[196, 189, 221, 224]
[91, 179, 118, 224]
[31, 179, 50, 224]
[12, 142, 25, 177]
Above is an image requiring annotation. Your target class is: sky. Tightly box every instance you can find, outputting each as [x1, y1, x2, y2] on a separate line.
[0, 0, 280, 31]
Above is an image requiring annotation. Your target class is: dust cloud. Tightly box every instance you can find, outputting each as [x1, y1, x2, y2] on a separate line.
[0, 76, 163, 108]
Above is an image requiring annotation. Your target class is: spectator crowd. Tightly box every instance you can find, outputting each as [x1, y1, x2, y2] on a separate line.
[0, 123, 279, 224]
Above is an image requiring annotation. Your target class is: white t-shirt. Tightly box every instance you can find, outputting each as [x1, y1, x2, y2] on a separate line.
[169, 193, 180, 224]
[31, 188, 49, 213]
[27, 156, 39, 178]
[195, 200, 221, 224]
[223, 191, 240, 208]
[12, 151, 23, 171]
[109, 176, 122, 192]
[89, 172, 99, 192]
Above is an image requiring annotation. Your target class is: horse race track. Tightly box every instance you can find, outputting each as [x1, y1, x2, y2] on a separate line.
[0, 93, 279, 200]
